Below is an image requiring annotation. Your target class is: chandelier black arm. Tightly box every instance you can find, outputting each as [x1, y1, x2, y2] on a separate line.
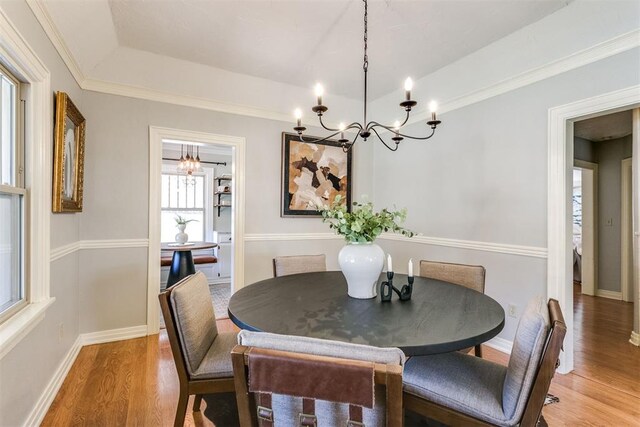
[318, 115, 363, 132]
[369, 122, 437, 141]
[299, 130, 343, 144]
[366, 108, 411, 130]
[370, 127, 399, 152]
[342, 131, 361, 153]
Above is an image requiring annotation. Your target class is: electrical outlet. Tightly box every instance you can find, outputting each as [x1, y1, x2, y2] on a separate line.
[58, 322, 64, 342]
[508, 304, 518, 318]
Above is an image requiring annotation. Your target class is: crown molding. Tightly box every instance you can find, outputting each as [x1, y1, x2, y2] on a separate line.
[27, 0, 640, 125]
[25, 0, 85, 85]
[82, 77, 294, 123]
[395, 29, 640, 128]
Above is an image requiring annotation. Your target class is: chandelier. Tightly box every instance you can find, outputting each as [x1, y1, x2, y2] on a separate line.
[177, 144, 202, 176]
[293, 0, 441, 152]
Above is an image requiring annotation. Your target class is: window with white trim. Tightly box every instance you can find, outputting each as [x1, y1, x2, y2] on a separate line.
[0, 63, 24, 324]
[160, 173, 206, 242]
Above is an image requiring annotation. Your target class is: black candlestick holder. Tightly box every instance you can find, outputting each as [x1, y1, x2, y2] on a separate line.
[380, 272, 414, 302]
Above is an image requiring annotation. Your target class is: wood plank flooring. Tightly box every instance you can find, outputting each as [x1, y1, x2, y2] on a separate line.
[42, 294, 640, 426]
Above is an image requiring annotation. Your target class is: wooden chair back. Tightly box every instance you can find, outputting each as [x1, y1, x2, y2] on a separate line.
[159, 285, 191, 385]
[419, 260, 486, 293]
[519, 298, 567, 426]
[272, 254, 327, 277]
[232, 345, 403, 427]
[420, 259, 486, 357]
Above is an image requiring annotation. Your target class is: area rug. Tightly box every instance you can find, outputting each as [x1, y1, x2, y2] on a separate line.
[210, 282, 231, 319]
[203, 396, 450, 427]
[202, 393, 240, 427]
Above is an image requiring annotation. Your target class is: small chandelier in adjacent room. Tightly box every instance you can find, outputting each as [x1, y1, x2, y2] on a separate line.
[293, 0, 442, 152]
[177, 144, 202, 176]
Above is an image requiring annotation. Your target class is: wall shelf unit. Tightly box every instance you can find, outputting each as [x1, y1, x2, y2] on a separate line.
[214, 176, 232, 216]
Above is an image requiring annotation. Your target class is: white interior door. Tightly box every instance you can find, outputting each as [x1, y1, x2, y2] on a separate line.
[575, 160, 598, 296]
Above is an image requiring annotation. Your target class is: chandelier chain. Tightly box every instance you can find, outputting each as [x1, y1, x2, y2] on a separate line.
[363, 0, 368, 72]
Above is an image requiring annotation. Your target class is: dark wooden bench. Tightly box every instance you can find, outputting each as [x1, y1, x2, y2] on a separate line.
[161, 254, 218, 267]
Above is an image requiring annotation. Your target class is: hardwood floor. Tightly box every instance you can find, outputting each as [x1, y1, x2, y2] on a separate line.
[43, 298, 640, 426]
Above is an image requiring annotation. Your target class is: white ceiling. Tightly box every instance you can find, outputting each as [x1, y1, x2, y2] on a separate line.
[103, 0, 570, 100]
[574, 110, 633, 142]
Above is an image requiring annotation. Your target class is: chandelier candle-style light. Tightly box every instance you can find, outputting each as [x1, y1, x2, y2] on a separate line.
[177, 144, 202, 175]
[293, 0, 442, 152]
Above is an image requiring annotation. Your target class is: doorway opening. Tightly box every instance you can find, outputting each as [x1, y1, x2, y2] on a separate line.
[547, 85, 640, 374]
[147, 127, 246, 335]
[159, 140, 234, 324]
[569, 110, 638, 395]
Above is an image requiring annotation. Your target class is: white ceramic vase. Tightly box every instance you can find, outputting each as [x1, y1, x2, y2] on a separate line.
[338, 242, 384, 299]
[175, 223, 188, 244]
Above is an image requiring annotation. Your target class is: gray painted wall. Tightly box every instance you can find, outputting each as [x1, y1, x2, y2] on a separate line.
[574, 136, 596, 163]
[0, 1, 82, 424]
[595, 135, 632, 292]
[373, 48, 640, 339]
[77, 91, 374, 331]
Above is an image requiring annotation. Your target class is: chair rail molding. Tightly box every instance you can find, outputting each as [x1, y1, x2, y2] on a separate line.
[244, 233, 547, 259]
[148, 126, 245, 335]
[547, 84, 640, 374]
[50, 238, 149, 262]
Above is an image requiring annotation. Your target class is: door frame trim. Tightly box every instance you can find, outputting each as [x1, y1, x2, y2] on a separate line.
[147, 126, 246, 335]
[547, 85, 640, 373]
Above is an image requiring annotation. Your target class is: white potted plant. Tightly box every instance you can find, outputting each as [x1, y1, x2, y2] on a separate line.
[174, 214, 198, 244]
[319, 196, 414, 298]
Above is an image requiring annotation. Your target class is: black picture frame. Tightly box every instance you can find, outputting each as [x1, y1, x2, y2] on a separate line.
[281, 132, 352, 217]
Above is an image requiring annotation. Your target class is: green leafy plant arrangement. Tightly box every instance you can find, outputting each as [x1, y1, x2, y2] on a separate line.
[318, 195, 415, 243]
[174, 214, 198, 226]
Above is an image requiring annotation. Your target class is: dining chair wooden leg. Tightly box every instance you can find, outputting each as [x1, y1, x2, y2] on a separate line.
[193, 394, 203, 412]
[174, 390, 189, 427]
[474, 345, 483, 358]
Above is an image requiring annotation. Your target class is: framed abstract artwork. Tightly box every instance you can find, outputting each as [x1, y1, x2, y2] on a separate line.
[52, 91, 86, 213]
[281, 132, 352, 217]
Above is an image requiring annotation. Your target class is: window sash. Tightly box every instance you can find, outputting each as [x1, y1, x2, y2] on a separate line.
[0, 62, 21, 189]
[0, 62, 24, 326]
[0, 190, 25, 325]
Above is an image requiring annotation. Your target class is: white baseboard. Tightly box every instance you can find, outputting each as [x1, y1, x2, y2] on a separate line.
[630, 331, 640, 347]
[209, 278, 231, 285]
[24, 325, 150, 425]
[80, 325, 148, 346]
[595, 289, 623, 300]
[484, 336, 513, 355]
[23, 335, 83, 426]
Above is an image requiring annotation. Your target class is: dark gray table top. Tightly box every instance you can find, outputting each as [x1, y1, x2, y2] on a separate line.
[228, 271, 505, 356]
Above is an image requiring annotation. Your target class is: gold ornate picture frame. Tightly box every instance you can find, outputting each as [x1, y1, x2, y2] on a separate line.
[52, 91, 86, 213]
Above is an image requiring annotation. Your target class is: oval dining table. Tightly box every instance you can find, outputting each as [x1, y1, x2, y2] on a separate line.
[228, 271, 505, 356]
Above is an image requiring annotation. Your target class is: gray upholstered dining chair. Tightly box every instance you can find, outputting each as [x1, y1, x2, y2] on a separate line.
[419, 259, 486, 357]
[158, 271, 236, 427]
[273, 254, 327, 277]
[232, 330, 405, 426]
[403, 297, 566, 427]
